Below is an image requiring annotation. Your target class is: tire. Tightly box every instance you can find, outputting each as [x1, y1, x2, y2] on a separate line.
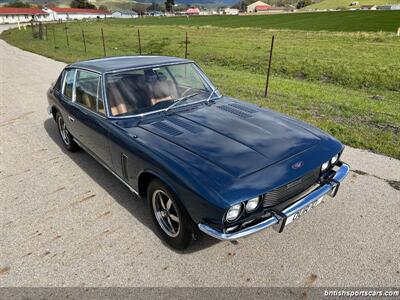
[55, 112, 80, 152]
[148, 179, 193, 250]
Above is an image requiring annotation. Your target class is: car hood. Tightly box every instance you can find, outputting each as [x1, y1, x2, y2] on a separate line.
[136, 97, 323, 178]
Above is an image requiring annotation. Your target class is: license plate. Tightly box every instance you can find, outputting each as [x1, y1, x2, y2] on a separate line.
[285, 196, 324, 226]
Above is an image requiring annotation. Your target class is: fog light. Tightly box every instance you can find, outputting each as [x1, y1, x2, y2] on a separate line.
[321, 161, 330, 172]
[226, 204, 242, 222]
[245, 197, 260, 212]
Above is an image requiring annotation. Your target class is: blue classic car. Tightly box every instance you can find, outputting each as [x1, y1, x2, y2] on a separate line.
[47, 56, 350, 249]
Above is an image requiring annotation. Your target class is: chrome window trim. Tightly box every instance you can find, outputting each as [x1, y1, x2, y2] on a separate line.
[102, 62, 221, 120]
[61, 68, 77, 100]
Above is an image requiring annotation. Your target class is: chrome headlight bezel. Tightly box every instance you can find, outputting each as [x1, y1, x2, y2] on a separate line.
[245, 196, 261, 212]
[321, 161, 330, 172]
[330, 153, 339, 165]
[225, 203, 243, 223]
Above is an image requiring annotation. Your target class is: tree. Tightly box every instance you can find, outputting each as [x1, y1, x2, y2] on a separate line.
[70, 0, 96, 9]
[4, 1, 32, 8]
[165, 0, 175, 12]
[132, 3, 148, 15]
[296, 0, 312, 8]
[99, 5, 108, 11]
[147, 2, 163, 11]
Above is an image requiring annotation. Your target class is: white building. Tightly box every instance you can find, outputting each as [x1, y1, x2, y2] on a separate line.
[224, 8, 240, 15]
[246, 1, 270, 13]
[43, 7, 111, 21]
[111, 10, 138, 18]
[0, 8, 50, 24]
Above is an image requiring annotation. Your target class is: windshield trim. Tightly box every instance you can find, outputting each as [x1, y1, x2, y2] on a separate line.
[104, 62, 220, 119]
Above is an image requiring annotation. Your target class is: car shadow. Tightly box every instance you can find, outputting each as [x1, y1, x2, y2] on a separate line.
[44, 118, 219, 253]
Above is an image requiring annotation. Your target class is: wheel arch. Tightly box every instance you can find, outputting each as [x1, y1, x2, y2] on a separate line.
[137, 170, 179, 199]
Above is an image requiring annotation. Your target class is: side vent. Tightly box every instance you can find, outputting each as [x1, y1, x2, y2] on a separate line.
[121, 153, 129, 180]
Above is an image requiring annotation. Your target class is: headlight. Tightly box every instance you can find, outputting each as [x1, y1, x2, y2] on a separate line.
[245, 197, 260, 212]
[330, 153, 339, 165]
[321, 161, 330, 172]
[226, 204, 242, 222]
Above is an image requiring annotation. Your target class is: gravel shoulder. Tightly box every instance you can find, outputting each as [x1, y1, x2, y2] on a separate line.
[0, 25, 399, 287]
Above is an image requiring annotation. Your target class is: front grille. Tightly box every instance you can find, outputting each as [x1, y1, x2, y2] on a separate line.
[263, 168, 320, 207]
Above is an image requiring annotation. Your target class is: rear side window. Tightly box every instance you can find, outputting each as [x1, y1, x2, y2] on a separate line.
[74, 70, 104, 115]
[54, 71, 63, 91]
[63, 69, 76, 99]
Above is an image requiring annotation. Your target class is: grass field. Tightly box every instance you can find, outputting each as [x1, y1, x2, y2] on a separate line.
[1, 13, 399, 158]
[308, 0, 400, 10]
[108, 11, 400, 32]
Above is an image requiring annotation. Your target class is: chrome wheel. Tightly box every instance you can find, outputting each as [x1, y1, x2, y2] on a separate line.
[58, 116, 70, 145]
[152, 189, 180, 237]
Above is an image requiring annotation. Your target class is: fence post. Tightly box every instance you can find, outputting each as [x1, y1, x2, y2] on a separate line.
[137, 29, 142, 55]
[52, 26, 56, 49]
[185, 31, 188, 59]
[101, 28, 106, 56]
[45, 24, 48, 41]
[81, 28, 87, 54]
[30, 20, 34, 37]
[64, 24, 69, 47]
[264, 35, 275, 98]
[38, 22, 43, 40]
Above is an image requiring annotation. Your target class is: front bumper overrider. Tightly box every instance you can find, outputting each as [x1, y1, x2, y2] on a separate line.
[198, 162, 350, 240]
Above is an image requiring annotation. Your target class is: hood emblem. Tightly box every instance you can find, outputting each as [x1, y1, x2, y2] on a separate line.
[291, 161, 304, 170]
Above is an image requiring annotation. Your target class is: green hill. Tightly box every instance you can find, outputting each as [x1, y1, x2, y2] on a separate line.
[308, 0, 400, 9]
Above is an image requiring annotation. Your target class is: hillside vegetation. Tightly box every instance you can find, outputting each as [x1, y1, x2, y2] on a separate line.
[1, 15, 399, 158]
[307, 0, 400, 10]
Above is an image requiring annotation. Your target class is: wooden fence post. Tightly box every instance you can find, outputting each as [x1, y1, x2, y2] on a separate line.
[64, 24, 69, 47]
[45, 24, 48, 41]
[264, 35, 275, 98]
[81, 28, 87, 54]
[52, 27, 56, 49]
[101, 28, 106, 56]
[185, 31, 188, 59]
[38, 22, 43, 40]
[137, 29, 142, 55]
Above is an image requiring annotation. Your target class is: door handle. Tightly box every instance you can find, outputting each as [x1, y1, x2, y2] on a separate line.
[68, 116, 75, 122]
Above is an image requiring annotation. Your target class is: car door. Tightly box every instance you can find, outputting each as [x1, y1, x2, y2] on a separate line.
[71, 69, 112, 166]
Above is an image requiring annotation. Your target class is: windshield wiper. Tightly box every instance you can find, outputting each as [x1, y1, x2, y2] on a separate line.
[165, 93, 199, 112]
[205, 87, 219, 103]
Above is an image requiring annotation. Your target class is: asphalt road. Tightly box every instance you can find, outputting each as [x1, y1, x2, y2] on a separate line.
[0, 24, 399, 288]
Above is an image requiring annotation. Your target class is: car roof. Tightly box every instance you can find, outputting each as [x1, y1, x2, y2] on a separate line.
[68, 56, 192, 74]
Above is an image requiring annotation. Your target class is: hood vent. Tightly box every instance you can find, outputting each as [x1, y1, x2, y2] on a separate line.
[151, 121, 183, 136]
[216, 104, 253, 119]
[168, 117, 201, 134]
[229, 103, 259, 114]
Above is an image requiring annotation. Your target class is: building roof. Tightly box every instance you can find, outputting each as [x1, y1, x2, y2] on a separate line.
[247, 1, 269, 8]
[0, 8, 48, 15]
[69, 56, 192, 74]
[50, 8, 111, 15]
[255, 5, 271, 10]
[112, 10, 138, 15]
[186, 8, 200, 14]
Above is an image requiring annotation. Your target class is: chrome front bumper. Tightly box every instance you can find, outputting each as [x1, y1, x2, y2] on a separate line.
[198, 162, 350, 240]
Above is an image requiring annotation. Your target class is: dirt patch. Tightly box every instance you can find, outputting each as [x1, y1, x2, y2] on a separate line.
[0, 266, 10, 275]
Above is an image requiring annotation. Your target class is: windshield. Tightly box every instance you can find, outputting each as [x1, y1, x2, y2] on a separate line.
[105, 63, 215, 117]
